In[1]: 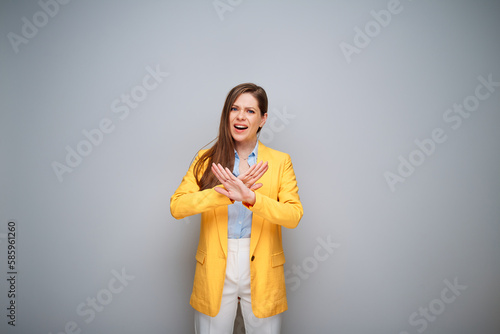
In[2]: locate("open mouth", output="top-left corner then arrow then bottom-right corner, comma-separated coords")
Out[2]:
234,125 -> 248,130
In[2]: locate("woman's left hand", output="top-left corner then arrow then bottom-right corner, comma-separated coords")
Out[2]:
238,160 -> 268,191
211,163 -> 256,205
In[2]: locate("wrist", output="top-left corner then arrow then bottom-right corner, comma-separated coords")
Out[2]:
243,190 -> 256,206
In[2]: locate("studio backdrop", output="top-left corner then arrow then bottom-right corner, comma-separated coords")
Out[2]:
1,0 -> 499,333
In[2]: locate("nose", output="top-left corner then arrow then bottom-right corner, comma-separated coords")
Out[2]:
236,110 -> 246,120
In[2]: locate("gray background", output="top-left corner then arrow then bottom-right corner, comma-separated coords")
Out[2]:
1,0 -> 499,333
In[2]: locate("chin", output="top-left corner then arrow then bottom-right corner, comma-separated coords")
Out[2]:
232,134 -> 250,143
232,136 -> 246,143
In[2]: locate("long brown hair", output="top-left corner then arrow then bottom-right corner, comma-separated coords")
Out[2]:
194,83 -> 268,190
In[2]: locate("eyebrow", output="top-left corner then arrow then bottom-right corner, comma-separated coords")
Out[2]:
232,104 -> 258,110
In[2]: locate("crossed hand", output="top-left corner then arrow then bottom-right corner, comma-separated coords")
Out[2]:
211,161 -> 268,205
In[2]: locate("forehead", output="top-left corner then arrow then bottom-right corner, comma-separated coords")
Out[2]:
233,93 -> 259,109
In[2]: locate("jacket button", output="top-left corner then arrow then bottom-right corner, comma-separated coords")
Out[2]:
251,255 -> 255,261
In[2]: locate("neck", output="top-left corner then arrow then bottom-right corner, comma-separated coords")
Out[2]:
234,139 -> 257,158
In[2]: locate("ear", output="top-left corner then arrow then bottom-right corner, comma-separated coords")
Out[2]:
259,112 -> 268,127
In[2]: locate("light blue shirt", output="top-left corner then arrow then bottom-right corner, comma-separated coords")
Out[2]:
227,141 -> 258,239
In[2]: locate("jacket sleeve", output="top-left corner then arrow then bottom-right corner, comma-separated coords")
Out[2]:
243,154 -> 303,229
170,153 -> 234,219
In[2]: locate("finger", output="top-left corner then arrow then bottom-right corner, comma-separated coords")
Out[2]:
215,163 -> 237,185
211,163 -> 223,180
249,160 -> 262,174
250,183 -> 263,191
251,161 -> 267,176
256,161 -> 268,175
246,161 -> 263,179
249,162 -> 268,183
217,164 -> 234,181
239,161 -> 262,184
223,166 -> 239,181
214,186 -> 229,197
253,160 -> 264,171
211,163 -> 227,184
240,162 -> 258,178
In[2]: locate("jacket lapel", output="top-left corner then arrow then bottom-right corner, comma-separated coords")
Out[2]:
250,141 -> 273,256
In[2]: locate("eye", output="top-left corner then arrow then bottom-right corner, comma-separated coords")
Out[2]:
230,107 -> 238,111
247,109 -> 255,114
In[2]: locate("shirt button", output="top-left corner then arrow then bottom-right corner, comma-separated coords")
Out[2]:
251,256 -> 255,261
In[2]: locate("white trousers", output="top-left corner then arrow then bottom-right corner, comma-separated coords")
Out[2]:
194,238 -> 282,334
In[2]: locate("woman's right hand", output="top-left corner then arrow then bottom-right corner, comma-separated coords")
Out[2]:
238,161 -> 268,191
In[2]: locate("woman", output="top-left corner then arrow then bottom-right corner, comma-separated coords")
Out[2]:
170,83 -> 303,333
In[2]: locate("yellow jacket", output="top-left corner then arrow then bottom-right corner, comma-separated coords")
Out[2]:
170,141 -> 303,318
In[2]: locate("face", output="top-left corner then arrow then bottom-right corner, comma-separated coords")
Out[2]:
229,93 -> 267,145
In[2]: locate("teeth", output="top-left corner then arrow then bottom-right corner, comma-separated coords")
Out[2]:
235,125 -> 247,129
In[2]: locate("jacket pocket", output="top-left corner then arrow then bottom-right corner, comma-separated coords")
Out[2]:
195,249 -> 206,265
271,251 -> 286,267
